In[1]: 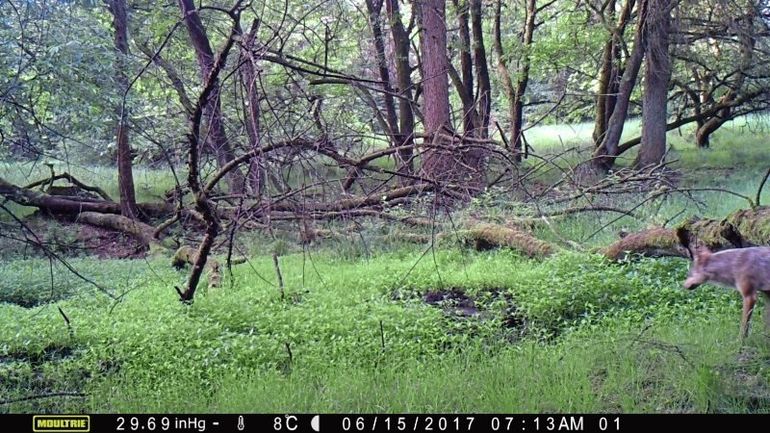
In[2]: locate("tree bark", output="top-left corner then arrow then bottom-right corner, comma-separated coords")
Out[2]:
451,0 -> 476,133
417,0 -> 451,135
78,211 -> 159,248
365,0 -> 399,137
603,207 -> 770,261
634,0 -> 671,168
0,176 -> 173,217
417,0 -> 454,184
385,0 -> 416,177
108,0 -> 139,220
493,0 -> 517,158
593,0 -> 648,171
593,0 -> 635,144
418,0 -> 484,196
470,0 -> 491,138
238,19 -> 265,196
511,0 -> 537,160
178,0 -> 245,194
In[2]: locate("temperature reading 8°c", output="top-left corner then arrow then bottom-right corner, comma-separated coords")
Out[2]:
273,415 -> 299,431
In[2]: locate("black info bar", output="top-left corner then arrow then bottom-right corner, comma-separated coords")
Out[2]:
1,413 -> 766,433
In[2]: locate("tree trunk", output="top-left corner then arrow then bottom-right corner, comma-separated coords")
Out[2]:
385,0 -> 416,177
493,0 -> 517,158
603,207 -> 770,261
593,0 -> 648,171
592,0 -> 635,144
594,37 -> 615,145
417,0 -> 451,176
451,0 -> 476,133
470,0 -> 491,138
418,0 -> 484,195
109,0 -> 139,220
634,0 -> 671,168
510,0 -> 537,161
695,114 -> 723,148
178,0 -> 245,194
365,0 -> 399,137
417,0 -> 451,135
238,19 -> 265,196
0,176 -> 175,217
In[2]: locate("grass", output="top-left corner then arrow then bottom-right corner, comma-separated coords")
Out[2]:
2,116 -> 770,413
1,248 -> 768,413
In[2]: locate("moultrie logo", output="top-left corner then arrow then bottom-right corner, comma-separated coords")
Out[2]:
32,415 -> 90,433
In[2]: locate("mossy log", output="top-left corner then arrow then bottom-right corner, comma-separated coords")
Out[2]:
603,206 -> 770,260
78,212 -> 161,248
456,222 -> 556,258
603,227 -> 687,260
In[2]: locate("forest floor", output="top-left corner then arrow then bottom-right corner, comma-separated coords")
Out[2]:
2,119 -> 770,412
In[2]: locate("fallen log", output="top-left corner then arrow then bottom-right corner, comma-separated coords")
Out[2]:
1,176 -> 174,217
602,206 -> 770,260
603,227 -> 688,260
456,222 -> 556,258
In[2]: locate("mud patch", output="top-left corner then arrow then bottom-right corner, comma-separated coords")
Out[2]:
423,288 -> 480,317
391,287 -> 525,332
0,344 -> 90,412
2,216 -> 147,260
76,224 -> 148,259
0,343 -> 75,366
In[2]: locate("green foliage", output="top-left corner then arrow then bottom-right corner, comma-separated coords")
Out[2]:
2,246 -> 768,413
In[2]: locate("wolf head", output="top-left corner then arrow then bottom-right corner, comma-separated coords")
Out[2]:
684,246 -> 712,290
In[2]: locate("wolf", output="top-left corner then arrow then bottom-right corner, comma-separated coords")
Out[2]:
684,245 -> 770,340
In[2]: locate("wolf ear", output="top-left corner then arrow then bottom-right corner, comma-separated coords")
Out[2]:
694,245 -> 712,262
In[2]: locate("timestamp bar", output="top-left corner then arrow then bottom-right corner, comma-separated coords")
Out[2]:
1,413 -> 767,433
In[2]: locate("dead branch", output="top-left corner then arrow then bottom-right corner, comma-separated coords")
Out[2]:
178,2 -> 243,302
25,172 -> 113,201
1,176 -> 174,217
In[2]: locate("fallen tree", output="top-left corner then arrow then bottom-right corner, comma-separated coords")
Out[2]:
602,206 -> 770,260
77,212 -> 160,248
0,176 -> 174,217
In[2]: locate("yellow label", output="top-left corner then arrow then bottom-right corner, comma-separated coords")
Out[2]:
33,415 -> 90,433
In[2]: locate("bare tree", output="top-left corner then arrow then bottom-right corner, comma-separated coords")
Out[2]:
178,0 -> 245,194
